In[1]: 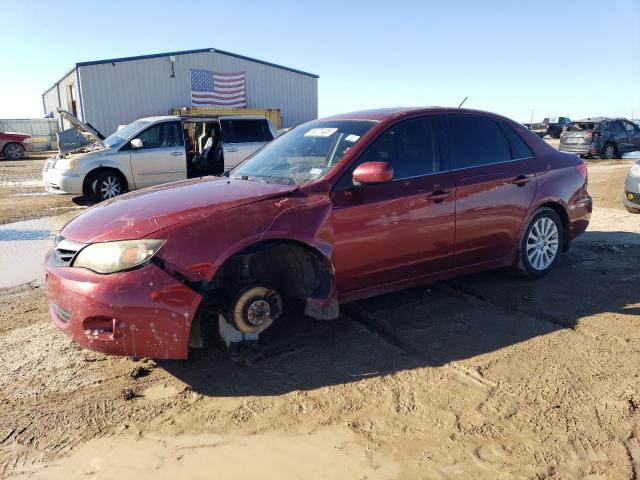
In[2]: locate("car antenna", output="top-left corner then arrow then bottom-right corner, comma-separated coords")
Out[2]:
458,96 -> 468,108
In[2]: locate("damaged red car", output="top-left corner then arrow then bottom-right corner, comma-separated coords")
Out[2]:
45,107 -> 592,359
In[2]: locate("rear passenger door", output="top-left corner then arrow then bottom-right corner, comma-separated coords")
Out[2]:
609,121 -> 630,153
622,121 -> 640,151
220,119 -> 274,171
445,115 -> 537,267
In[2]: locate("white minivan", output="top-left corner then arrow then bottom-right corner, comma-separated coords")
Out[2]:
43,110 -> 277,202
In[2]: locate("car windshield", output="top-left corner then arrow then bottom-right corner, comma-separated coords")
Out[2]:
103,120 -> 151,148
230,120 -> 375,185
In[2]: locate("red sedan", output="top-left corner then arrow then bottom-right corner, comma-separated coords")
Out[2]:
45,107 -> 592,359
0,131 -> 34,159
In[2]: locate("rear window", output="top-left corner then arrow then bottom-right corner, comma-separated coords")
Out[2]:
221,119 -> 273,143
567,122 -> 599,132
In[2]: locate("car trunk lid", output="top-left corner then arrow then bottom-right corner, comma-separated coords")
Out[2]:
561,122 -> 600,145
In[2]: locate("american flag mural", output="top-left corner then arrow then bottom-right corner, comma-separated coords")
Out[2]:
190,69 -> 247,108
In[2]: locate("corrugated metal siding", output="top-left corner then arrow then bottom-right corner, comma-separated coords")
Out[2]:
78,51 -> 317,135
42,69 -> 81,130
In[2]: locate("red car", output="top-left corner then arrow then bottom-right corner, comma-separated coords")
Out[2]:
0,131 -> 34,159
45,107 -> 591,359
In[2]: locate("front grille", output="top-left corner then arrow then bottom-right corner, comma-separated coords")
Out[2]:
49,237 -> 86,267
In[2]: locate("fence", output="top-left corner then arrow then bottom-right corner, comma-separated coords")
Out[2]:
0,118 -> 60,150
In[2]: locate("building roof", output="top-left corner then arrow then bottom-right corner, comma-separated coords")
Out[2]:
43,47 -> 319,96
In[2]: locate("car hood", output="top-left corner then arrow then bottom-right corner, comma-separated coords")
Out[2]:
60,177 -> 298,243
57,108 -> 106,148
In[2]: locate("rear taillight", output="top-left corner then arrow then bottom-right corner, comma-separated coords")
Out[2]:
576,162 -> 588,182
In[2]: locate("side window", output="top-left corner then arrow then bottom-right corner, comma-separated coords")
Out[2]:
336,118 -> 443,189
136,122 -> 183,149
222,120 -> 273,143
498,121 -> 534,159
360,118 -> 442,180
623,121 -> 638,137
610,121 -> 626,137
447,116 -> 511,169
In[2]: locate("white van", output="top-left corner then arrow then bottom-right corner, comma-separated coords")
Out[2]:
43,110 -> 277,202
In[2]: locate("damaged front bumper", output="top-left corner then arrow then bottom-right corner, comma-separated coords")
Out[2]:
45,255 -> 202,359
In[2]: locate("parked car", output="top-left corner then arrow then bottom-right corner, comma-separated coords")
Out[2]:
624,160 -> 640,214
45,107 -> 592,359
42,110 -> 277,202
524,117 -> 571,138
0,131 -> 35,160
559,118 -> 640,159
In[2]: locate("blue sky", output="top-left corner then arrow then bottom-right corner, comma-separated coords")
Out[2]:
0,0 -> 638,122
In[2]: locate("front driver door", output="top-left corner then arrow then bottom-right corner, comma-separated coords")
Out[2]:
129,121 -> 187,189
332,117 -> 455,295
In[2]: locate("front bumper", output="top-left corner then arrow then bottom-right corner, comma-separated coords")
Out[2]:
624,174 -> 640,211
42,166 -> 84,195
45,256 -> 202,359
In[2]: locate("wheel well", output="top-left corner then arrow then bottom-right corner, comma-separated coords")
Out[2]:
82,167 -> 128,195
3,142 -> 23,153
538,202 -> 570,250
205,239 -> 333,313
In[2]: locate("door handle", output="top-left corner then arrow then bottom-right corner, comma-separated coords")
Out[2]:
226,148 -> 238,152
512,174 -> 533,186
426,190 -> 451,203
170,151 -> 183,156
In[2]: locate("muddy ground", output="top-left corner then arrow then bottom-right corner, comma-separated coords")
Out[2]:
0,145 -> 639,479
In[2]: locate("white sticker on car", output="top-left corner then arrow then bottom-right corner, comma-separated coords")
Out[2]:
309,168 -> 323,176
304,128 -> 338,137
345,134 -> 360,142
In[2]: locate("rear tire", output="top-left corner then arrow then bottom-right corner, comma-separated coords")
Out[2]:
516,208 -> 564,278
602,142 -> 617,160
87,170 -> 126,203
3,143 -> 24,160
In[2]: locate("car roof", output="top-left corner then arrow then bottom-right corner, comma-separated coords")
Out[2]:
318,106 -> 511,123
572,117 -> 608,123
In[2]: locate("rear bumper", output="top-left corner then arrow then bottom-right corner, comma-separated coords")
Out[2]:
45,256 -> 202,359
568,192 -> 592,242
559,143 -> 598,155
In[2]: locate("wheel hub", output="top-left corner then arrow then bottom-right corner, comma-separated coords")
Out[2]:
246,299 -> 271,326
526,217 -> 559,271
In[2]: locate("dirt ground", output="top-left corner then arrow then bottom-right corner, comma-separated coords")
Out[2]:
0,145 -> 639,479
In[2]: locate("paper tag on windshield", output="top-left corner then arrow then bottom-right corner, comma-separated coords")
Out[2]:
309,168 -> 323,176
305,128 -> 338,137
345,134 -> 360,142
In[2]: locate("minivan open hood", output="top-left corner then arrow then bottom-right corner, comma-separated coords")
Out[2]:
60,176 -> 299,243
57,108 -> 106,148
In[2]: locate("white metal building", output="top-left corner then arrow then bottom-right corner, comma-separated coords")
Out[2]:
42,48 -> 319,135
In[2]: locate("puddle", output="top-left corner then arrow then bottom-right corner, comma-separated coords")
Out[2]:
0,179 -> 45,188
13,428 -> 398,480
0,212 -> 81,288
11,192 -> 52,197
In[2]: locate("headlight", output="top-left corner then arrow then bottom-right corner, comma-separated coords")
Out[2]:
22,137 -> 32,144
73,239 -> 165,274
55,158 -> 77,171
630,163 -> 640,179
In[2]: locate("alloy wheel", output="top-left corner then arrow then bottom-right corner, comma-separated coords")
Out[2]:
604,144 -> 615,159
526,217 -> 559,271
100,176 -> 121,199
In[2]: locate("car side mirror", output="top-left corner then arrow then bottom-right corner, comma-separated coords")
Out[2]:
130,138 -> 143,150
352,161 -> 394,185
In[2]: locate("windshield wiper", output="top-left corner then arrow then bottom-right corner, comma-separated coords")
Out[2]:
230,174 -> 268,183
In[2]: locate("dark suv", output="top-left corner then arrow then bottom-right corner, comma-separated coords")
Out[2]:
560,118 -> 640,159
